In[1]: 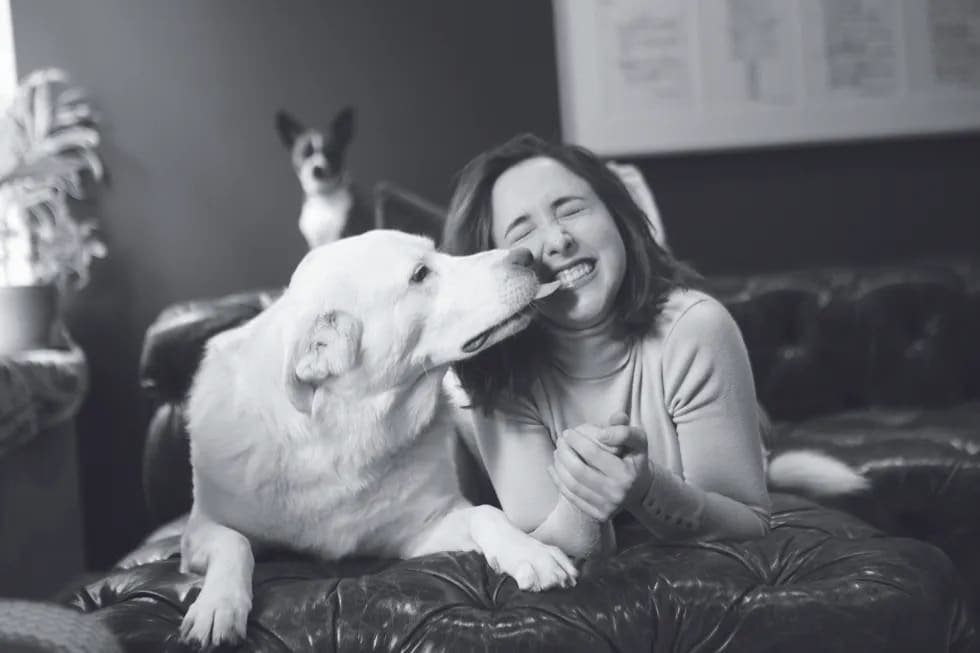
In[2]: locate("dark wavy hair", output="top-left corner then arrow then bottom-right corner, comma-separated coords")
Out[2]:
442,133 -> 699,412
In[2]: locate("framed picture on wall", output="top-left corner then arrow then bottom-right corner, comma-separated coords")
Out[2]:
553,0 -> 980,156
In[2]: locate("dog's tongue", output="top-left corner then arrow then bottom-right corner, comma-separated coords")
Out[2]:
534,280 -> 562,300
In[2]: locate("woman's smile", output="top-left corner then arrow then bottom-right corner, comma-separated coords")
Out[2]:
553,259 -> 597,290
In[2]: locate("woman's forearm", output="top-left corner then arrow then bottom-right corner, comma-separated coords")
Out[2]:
529,495 -> 615,558
628,461 -> 770,542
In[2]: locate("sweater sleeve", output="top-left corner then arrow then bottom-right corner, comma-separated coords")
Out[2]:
468,390 -> 612,558
628,298 -> 772,541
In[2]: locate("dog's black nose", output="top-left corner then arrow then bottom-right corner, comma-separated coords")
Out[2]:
312,165 -> 326,179
506,247 -> 534,268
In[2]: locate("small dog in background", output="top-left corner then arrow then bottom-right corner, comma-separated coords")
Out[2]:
275,107 -> 374,249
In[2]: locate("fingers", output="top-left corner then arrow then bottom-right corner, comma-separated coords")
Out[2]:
548,465 -> 606,521
573,413 -> 631,450
559,433 -> 633,516
566,424 -> 620,456
547,462 -> 605,519
561,429 -> 621,477
608,411 -> 629,427
555,436 -> 615,493
570,422 -> 604,441
597,424 -> 647,453
622,426 -> 648,452
597,424 -> 632,449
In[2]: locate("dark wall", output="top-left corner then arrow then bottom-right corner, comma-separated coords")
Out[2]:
11,1 -> 979,568
634,134 -> 980,275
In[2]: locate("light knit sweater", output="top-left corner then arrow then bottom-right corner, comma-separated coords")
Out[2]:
467,288 -> 772,555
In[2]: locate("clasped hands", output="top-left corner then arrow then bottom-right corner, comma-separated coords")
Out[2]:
547,412 -> 653,522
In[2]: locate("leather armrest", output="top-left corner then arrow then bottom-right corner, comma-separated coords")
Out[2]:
138,289 -> 281,402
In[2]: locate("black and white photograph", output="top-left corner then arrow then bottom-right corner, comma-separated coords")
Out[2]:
0,2 -> 978,651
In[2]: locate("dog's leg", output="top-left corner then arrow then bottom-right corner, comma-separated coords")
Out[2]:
179,506 -> 254,649
407,504 -> 578,592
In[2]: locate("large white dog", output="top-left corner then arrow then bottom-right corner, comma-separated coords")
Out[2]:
178,230 -> 573,648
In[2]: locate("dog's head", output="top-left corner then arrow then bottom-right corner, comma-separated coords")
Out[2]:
281,230 -> 556,414
275,107 -> 354,196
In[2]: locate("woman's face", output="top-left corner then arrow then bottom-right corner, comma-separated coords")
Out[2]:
490,156 -> 626,330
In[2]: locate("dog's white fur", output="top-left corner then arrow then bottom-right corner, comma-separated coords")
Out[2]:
767,450 -> 870,496
299,183 -> 353,248
178,231 -> 576,648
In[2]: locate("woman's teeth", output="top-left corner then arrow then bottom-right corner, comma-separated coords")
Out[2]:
557,261 -> 594,288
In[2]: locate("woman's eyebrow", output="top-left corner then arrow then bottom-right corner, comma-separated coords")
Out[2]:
552,195 -> 585,211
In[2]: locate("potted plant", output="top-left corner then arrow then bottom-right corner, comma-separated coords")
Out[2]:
0,68 -> 106,354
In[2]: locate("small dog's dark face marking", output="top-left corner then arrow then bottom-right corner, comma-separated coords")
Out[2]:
275,107 -> 356,195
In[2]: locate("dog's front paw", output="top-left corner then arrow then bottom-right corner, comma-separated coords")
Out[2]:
496,540 -> 578,592
179,586 -> 251,650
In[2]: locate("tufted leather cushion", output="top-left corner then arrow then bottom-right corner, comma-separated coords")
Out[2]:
773,402 -> 980,618
705,260 -> 980,421
69,494 -> 976,653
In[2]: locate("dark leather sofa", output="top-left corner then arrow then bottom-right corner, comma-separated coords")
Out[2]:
704,258 -> 980,620
65,259 -> 980,652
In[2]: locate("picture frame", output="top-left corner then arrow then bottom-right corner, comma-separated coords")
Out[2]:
553,0 -> 980,156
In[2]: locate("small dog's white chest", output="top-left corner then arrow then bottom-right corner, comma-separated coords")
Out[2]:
299,189 -> 353,248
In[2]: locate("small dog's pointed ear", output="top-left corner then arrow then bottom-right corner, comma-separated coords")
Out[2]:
331,106 -> 355,150
284,310 -> 362,414
275,110 -> 305,149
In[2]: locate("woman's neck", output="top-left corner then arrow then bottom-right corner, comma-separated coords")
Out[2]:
540,312 -> 631,380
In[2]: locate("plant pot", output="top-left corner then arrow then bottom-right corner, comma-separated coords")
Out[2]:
0,284 -> 58,354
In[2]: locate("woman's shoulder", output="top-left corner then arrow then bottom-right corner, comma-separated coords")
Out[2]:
655,288 -> 736,345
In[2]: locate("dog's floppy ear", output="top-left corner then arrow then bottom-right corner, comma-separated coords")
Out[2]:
285,310 -> 362,414
331,106 -> 355,151
275,110 -> 305,149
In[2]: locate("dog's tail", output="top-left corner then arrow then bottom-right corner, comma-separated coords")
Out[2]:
766,449 -> 870,497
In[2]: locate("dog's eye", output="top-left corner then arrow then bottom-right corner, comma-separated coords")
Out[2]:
410,264 -> 431,284
302,143 -> 314,158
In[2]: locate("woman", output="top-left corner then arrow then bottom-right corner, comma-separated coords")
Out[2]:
443,134 -> 771,557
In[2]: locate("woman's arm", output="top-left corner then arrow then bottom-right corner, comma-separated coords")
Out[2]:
627,459 -> 770,541
466,400 -> 611,558
628,298 -> 771,541
547,297 -> 770,541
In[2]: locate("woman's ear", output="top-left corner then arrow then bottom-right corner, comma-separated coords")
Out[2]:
284,310 -> 362,414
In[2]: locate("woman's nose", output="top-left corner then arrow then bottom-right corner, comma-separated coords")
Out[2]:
505,247 -> 534,268
544,223 -> 574,258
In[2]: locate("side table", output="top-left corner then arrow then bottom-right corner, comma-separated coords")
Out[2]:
0,329 -> 88,600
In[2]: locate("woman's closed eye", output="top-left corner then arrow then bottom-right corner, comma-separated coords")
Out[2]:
509,225 -> 534,244
556,201 -> 587,220
503,217 -> 535,245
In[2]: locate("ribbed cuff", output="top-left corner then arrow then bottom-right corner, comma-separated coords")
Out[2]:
633,461 -> 705,534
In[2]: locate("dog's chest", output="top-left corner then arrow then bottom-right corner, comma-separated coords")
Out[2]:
299,189 -> 353,246
229,428 -> 459,559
